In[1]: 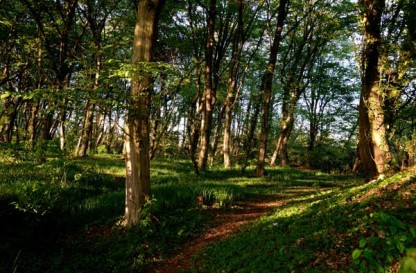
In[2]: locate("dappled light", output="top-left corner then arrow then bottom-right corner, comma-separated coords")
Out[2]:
1,0 -> 415,272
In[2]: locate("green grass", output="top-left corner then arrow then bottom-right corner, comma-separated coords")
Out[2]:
1,153 -> 415,273
196,169 -> 416,273
0,155 -> 254,273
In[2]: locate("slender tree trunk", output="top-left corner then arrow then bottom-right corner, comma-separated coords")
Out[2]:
223,0 -> 244,169
242,94 -> 260,172
187,65 -> 203,175
270,105 -> 295,167
124,0 -> 164,227
29,44 -> 43,148
198,0 -> 216,172
0,98 -> 18,143
223,101 -> 233,168
28,100 -> 40,146
358,0 -> 390,179
77,100 -> 95,156
59,100 -> 67,151
150,104 -> 161,160
95,112 -> 106,149
256,0 -> 289,177
77,48 -> 102,156
210,106 -> 225,166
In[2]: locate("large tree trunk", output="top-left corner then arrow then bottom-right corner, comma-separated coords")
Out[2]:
124,0 -> 164,227
358,0 -> 390,179
198,0 -> 216,171
255,0 -> 289,177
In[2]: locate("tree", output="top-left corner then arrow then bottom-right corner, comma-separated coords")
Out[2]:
357,0 -> 390,179
269,0 -> 355,167
76,0 -> 120,157
124,0 -> 165,227
255,0 -> 289,177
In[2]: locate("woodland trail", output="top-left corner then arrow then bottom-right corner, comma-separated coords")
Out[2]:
152,195 -> 289,273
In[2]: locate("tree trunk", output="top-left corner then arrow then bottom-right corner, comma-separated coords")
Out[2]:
223,0 -> 244,169
223,102 -> 233,168
358,0 -> 390,179
28,100 -> 40,146
241,94 -> 260,173
255,0 -> 289,177
59,101 -> 67,151
270,105 -> 295,167
77,53 -> 101,157
77,100 -> 95,156
0,98 -> 18,143
124,0 -> 164,227
198,0 -> 216,172
210,106 -> 225,166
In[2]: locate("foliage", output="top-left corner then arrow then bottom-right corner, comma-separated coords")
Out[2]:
351,212 -> 416,272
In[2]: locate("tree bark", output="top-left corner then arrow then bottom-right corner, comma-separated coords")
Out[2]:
198,0 -> 216,171
77,100 -> 95,156
358,0 -> 390,179
124,0 -> 164,227
255,0 -> 289,177
210,105 -> 225,166
270,86 -> 296,167
223,0 -> 244,169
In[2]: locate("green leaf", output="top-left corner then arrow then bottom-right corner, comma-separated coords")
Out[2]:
387,255 -> 393,263
400,235 -> 408,242
397,241 -> 406,254
352,249 -> 362,260
359,237 -> 367,248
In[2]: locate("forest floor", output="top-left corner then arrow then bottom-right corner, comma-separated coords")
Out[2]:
153,195 -> 287,273
2,154 -> 416,273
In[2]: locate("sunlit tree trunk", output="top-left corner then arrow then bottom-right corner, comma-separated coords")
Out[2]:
186,63 -> 203,175
198,0 -> 216,171
223,0 -> 244,169
358,0 -> 390,179
210,106 -> 225,166
256,0 -> 289,177
124,0 -> 164,227
270,86 -> 297,167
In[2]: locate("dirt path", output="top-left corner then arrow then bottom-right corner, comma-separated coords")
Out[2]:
152,196 -> 287,273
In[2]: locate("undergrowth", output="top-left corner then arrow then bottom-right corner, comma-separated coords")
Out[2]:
196,169 -> 416,273
2,151 -> 415,273
0,155 -> 253,272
